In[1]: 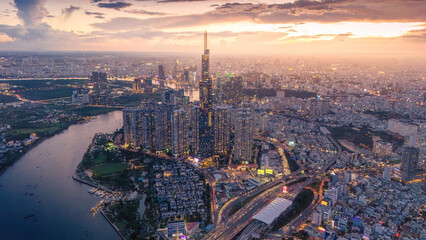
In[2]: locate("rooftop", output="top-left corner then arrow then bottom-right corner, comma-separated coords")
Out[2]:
253,197 -> 293,225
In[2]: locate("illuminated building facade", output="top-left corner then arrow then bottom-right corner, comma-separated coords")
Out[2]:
222,76 -> 243,105
234,110 -> 254,163
190,106 -> 200,155
133,78 -> 142,93
123,107 -> 144,148
123,103 -> 172,151
171,109 -> 189,157
214,105 -> 231,155
198,30 -> 214,159
167,220 -> 186,239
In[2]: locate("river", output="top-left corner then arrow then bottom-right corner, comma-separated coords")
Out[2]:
0,111 -> 123,240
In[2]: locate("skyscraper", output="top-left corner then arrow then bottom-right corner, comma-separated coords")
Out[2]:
214,105 -> 231,155
123,103 -> 172,151
190,106 -> 200,155
400,146 -> 420,182
233,110 -> 254,163
123,107 -> 144,148
171,109 -> 189,157
198,30 -> 214,159
158,64 -> 165,80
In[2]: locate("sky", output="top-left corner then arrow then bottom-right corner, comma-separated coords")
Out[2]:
0,0 -> 425,56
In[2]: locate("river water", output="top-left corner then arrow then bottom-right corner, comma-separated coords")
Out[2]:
0,111 -> 123,240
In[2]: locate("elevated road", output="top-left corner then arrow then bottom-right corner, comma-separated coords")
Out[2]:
203,134 -> 341,240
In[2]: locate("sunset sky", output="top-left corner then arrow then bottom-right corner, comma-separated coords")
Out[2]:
0,0 -> 425,55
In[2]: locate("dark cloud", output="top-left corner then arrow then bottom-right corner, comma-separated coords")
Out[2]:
62,5 -> 80,20
212,0 -> 426,23
125,9 -> 168,16
13,0 -> 48,26
156,0 -> 207,3
97,0 -> 425,32
98,2 -> 132,10
85,11 -> 105,19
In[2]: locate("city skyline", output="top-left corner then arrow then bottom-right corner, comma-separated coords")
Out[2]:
0,0 -> 425,55
0,1 -> 425,240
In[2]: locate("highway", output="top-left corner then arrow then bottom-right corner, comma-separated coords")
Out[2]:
204,134 -> 342,240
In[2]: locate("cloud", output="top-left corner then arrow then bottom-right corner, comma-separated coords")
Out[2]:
124,9 -> 168,16
90,28 -> 251,41
0,23 -> 73,41
62,5 -> 80,20
402,25 -> 426,40
85,11 -> 105,19
98,1 -> 132,10
13,0 -> 49,26
92,0 -> 426,33
156,0 -> 206,2
212,0 -> 426,23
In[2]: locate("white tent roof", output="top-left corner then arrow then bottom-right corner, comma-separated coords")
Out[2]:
253,197 -> 293,225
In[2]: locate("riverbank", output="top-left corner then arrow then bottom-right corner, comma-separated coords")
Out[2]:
0,109 -> 117,177
0,110 -> 124,240
72,174 -> 128,240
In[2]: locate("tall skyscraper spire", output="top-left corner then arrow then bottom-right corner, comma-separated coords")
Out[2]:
204,30 -> 207,52
199,30 -> 213,160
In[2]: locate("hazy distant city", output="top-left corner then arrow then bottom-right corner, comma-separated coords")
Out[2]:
0,0 -> 425,240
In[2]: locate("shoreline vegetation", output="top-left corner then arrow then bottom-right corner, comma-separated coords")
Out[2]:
0,107 -> 117,176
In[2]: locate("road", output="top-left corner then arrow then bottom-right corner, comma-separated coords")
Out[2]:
204,183 -> 303,240
206,134 -> 342,240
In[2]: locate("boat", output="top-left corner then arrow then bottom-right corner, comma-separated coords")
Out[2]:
88,188 -> 97,194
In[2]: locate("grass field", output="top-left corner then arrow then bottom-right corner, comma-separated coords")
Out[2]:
72,106 -> 115,116
0,94 -> 20,103
2,79 -> 87,89
89,162 -> 129,176
93,152 -> 108,165
20,87 -> 73,100
5,122 -> 70,140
